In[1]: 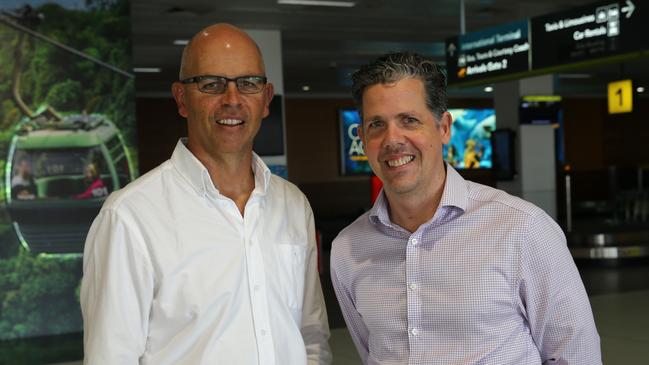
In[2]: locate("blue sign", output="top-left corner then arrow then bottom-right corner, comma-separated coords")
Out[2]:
339,109 -> 372,175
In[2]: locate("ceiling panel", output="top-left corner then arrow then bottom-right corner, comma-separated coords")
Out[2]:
130,0 -> 645,98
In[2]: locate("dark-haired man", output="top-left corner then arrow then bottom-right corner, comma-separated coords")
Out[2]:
331,52 -> 600,364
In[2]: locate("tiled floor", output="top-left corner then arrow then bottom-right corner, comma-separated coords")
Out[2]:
52,260 -> 649,365
329,328 -> 362,364
327,292 -> 649,365
591,290 -> 649,365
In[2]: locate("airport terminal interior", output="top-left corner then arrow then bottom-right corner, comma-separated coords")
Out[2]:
0,0 -> 648,364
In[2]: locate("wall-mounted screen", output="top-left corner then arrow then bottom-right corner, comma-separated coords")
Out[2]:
492,128 -> 516,180
444,108 -> 496,169
339,109 -> 372,175
253,96 -> 285,156
518,95 -> 564,164
519,95 -> 562,125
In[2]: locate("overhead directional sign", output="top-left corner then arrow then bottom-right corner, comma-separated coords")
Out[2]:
531,0 -> 647,70
446,20 -> 530,84
445,0 -> 648,86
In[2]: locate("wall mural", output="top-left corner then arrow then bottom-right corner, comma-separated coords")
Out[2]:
0,0 -> 135,361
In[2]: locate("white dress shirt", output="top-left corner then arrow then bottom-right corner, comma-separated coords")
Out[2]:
81,140 -> 331,365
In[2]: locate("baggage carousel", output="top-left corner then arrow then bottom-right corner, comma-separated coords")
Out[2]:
568,229 -> 649,259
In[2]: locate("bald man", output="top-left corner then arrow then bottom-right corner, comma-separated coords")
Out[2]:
80,24 -> 331,365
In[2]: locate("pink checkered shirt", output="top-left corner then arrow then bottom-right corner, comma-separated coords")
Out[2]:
331,165 -> 601,365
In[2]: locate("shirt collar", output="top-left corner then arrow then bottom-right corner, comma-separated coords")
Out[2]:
440,163 -> 469,212
369,163 -> 468,227
171,138 -> 271,197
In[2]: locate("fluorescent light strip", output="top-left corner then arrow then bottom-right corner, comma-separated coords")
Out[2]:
133,67 -> 161,73
278,0 -> 356,7
558,73 -> 591,79
173,39 -> 189,46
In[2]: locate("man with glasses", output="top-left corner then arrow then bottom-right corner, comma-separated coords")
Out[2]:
81,23 -> 331,364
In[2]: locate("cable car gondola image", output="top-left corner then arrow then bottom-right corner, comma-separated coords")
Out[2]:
5,111 -> 135,253
1,8 -> 136,254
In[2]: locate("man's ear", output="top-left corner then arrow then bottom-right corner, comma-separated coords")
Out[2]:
262,83 -> 275,119
439,111 -> 452,144
171,82 -> 188,118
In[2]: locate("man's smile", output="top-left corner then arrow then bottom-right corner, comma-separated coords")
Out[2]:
385,155 -> 414,168
216,118 -> 244,126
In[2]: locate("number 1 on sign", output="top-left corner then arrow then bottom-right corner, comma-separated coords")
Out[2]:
608,79 -> 632,114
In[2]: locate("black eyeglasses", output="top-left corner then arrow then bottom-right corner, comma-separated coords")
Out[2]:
180,75 -> 267,94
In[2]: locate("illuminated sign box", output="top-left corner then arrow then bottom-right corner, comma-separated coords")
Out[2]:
445,1 -> 648,85
608,79 -> 633,114
339,109 -> 372,176
530,0 -> 648,70
446,20 -> 530,85
444,108 -> 496,169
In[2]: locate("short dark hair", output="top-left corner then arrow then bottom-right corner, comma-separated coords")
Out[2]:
351,52 -> 447,124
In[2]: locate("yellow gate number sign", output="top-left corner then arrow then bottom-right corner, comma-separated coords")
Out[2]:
608,79 -> 633,114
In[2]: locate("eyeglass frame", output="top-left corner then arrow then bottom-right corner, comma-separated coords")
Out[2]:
179,75 -> 268,94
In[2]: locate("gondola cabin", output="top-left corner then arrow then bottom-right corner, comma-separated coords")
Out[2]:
4,113 -> 135,253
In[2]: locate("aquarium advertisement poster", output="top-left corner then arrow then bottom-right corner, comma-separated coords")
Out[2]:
339,109 -> 372,176
0,0 -> 136,362
444,108 -> 495,169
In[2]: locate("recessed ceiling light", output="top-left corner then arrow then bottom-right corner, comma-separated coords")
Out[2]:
277,0 -> 356,7
637,86 -> 645,93
302,85 -> 311,91
133,67 -> 161,73
484,86 -> 493,92
173,39 -> 189,46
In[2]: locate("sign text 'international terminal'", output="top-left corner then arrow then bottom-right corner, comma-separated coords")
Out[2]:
445,0 -> 647,85
446,20 -> 530,84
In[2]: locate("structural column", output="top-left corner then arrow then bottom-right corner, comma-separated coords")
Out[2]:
494,74 -> 558,219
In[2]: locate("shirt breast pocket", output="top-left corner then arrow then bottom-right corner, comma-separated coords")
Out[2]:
274,243 -> 307,312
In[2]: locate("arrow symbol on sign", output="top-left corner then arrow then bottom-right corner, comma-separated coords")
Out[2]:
448,43 -> 456,57
621,0 -> 635,18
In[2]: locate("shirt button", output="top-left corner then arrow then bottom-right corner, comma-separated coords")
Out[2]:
410,328 -> 419,336
260,329 -> 267,336
410,238 -> 419,246
254,284 -> 260,291
408,283 -> 417,290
